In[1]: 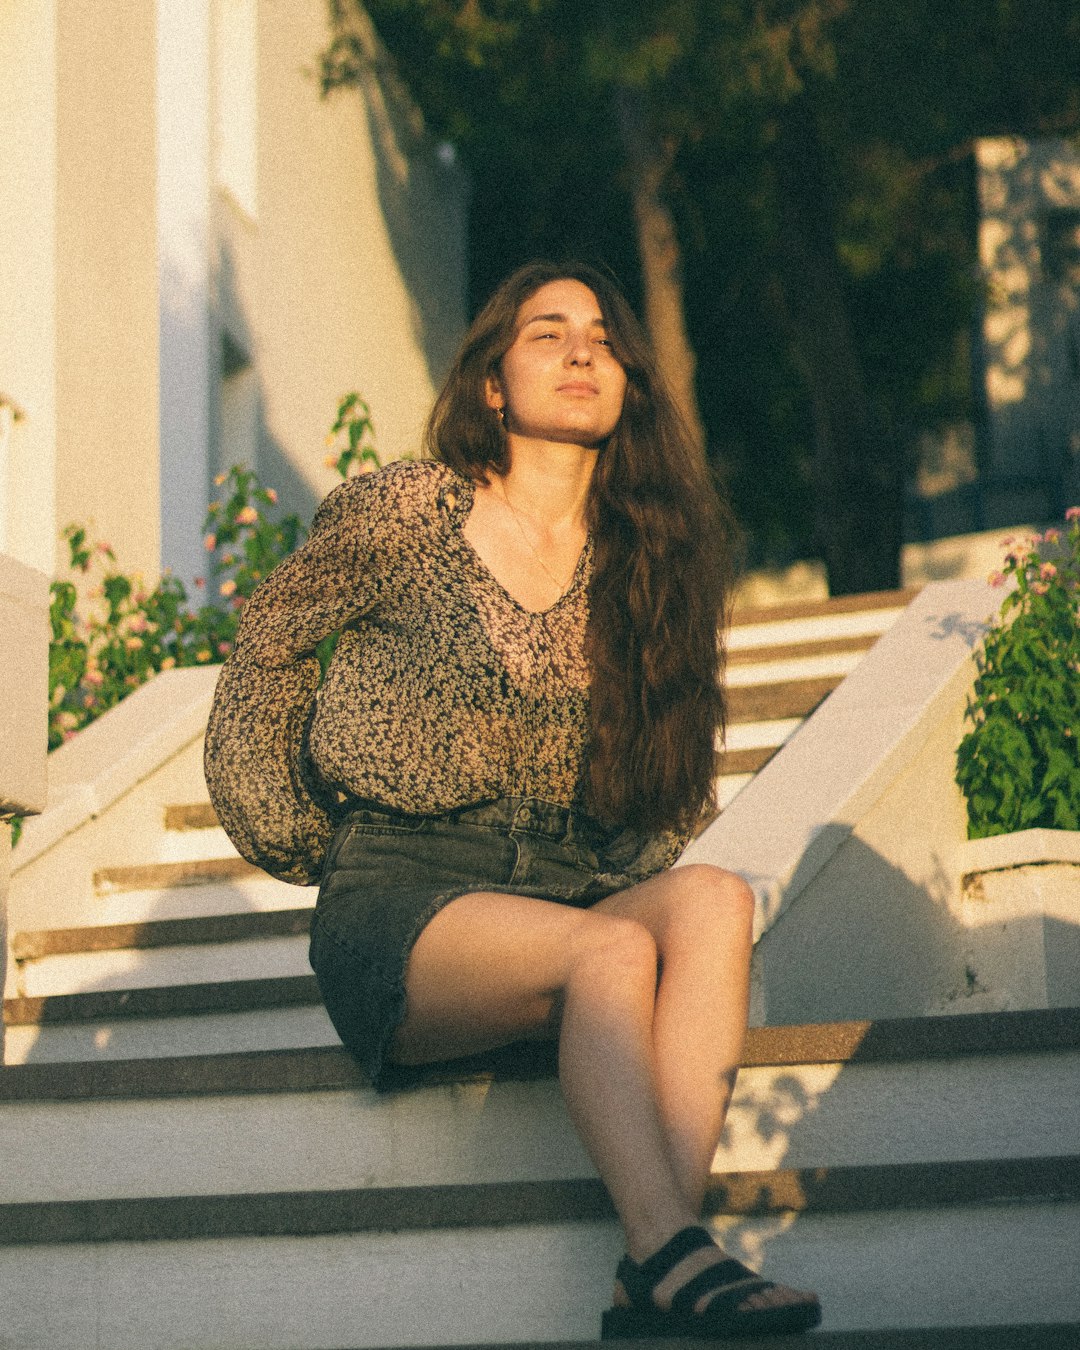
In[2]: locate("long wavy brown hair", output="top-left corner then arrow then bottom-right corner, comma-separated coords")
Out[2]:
427,261 -> 736,834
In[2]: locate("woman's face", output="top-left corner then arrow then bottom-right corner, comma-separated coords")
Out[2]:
486,279 -> 628,450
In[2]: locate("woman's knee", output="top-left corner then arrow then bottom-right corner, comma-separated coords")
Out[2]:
660,864 -> 756,941
568,910 -> 658,986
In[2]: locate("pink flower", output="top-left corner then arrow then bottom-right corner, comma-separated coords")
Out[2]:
83,669 -> 105,688
1066,506 -> 1080,522
1032,581 -> 1050,595
1043,529 -> 1060,544
204,534 -> 217,552
988,570 -> 1005,588
235,506 -> 258,526
193,576 -> 205,589
324,453 -> 339,469
97,541 -> 113,555
231,595 -> 245,610
265,488 -> 278,504
128,613 -> 149,633
125,636 -> 144,651
219,579 -> 237,597
217,641 -> 232,655
1040,562 -> 1058,581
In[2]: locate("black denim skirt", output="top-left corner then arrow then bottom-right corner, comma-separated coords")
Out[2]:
308,796 -> 671,1088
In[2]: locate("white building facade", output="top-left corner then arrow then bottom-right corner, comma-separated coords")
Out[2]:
1,0 -> 467,590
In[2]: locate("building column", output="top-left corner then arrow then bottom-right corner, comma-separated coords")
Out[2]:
157,0 -> 214,592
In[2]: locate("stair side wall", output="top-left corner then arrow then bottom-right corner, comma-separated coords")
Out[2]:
6,738 -> 209,957
752,677 -> 1080,1024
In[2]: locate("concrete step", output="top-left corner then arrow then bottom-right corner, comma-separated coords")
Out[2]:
725,648 -> 868,685
727,630 -> 886,666
2,1004 -> 340,1064
4,972 -> 323,1029
0,1188 -> 1076,1345
75,869 -> 315,927
2,1011 -> 1077,1200
11,933 -> 312,998
2,1155 -> 1077,1240
727,674 -> 844,723
729,587 -> 917,640
12,907 -> 316,960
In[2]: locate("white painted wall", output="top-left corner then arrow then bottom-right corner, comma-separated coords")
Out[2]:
0,551 -> 49,1062
0,1 -> 58,574
157,0 -> 214,594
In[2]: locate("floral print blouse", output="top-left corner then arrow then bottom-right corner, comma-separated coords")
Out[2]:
204,459 -> 687,884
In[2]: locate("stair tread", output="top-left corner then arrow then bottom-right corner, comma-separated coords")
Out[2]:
3,1007 -> 1078,1101
727,632 -> 882,665
93,855 -> 262,894
312,1331 -> 1080,1350
731,587 -> 920,627
3,973 -> 323,1028
12,907 -> 315,960
727,675 -> 842,722
1,1155 -> 1076,1246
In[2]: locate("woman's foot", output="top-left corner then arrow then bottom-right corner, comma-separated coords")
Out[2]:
604,1225 -> 821,1339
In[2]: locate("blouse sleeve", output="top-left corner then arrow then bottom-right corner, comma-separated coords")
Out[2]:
203,473 -> 389,885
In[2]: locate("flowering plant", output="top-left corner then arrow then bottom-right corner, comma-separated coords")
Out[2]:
46,393 -> 381,754
8,394 -> 384,846
955,507 -> 1080,837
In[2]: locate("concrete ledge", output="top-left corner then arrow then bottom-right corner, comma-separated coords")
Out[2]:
13,665 -> 221,869
0,1155 -> 1075,1246
958,829 -> 1080,873
684,580 -> 997,939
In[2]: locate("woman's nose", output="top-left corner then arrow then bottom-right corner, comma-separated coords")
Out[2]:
566,331 -> 593,364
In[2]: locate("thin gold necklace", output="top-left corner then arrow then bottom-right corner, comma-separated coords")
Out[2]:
500,476 -> 579,597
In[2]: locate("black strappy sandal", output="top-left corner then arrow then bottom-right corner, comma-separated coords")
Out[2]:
600,1225 -> 822,1340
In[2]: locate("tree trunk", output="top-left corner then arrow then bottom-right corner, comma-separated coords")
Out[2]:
615,90 -> 707,456
772,99 -> 904,595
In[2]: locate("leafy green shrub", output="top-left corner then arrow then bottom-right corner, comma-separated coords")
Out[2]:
11,394 -> 384,847
955,507 -> 1080,837
46,393 -> 381,753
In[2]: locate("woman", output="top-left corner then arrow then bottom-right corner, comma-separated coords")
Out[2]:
205,261 -> 821,1339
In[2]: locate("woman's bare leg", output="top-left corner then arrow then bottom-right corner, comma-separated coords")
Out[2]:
390,875 -> 814,1316
391,889 -> 694,1252
592,862 -> 755,1213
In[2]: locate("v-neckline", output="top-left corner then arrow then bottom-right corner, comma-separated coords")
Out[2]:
446,473 -> 591,616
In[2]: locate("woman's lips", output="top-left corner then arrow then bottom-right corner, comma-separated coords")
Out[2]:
557,381 -> 600,396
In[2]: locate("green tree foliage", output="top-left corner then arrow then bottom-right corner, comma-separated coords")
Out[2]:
325,1 -> 1080,591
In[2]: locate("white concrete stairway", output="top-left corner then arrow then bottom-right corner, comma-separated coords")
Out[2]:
3,588 -> 1079,1347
